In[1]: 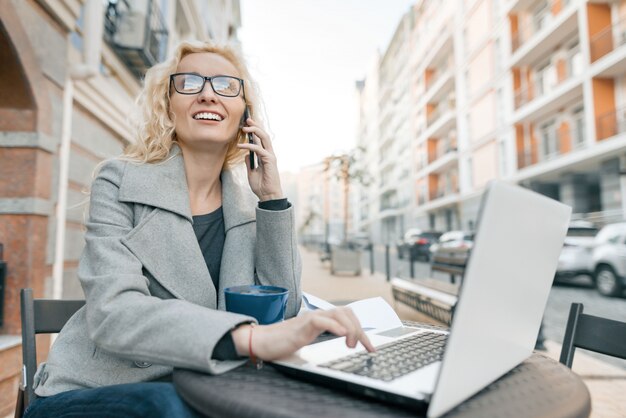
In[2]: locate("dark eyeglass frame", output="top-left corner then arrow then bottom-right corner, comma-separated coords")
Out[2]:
169,73 -> 246,98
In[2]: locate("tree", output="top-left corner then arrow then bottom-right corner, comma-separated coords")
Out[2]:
324,147 -> 371,244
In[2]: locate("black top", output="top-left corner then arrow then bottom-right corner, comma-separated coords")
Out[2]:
194,198 -> 290,361
192,207 -> 225,291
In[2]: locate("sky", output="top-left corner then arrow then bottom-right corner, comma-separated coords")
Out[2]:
239,0 -> 415,173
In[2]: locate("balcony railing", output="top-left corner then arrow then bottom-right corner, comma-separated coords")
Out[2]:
596,106 -> 626,140
426,95 -> 455,126
436,136 -> 457,158
416,155 -> 427,172
429,184 -> 458,201
589,16 -> 626,62
513,46 -> 580,109
380,202 -> 400,211
511,0 -> 570,52
427,137 -> 458,164
380,189 -> 399,211
424,57 -> 453,91
517,120 -> 585,168
104,0 -> 169,79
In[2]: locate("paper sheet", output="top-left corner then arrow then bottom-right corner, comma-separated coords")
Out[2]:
346,297 -> 403,330
302,292 -> 336,311
301,292 -> 402,331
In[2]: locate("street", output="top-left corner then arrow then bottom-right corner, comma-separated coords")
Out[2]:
360,245 -> 626,370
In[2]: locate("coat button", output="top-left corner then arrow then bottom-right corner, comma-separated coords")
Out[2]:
134,360 -> 152,368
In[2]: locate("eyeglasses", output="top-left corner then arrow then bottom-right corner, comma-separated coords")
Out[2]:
169,73 -> 244,97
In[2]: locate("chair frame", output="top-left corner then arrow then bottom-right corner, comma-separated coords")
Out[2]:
559,302 -> 626,368
16,288 -> 85,416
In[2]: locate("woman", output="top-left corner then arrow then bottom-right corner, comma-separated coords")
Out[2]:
25,41 -> 374,417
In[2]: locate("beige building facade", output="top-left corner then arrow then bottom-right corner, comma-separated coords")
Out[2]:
0,0 -> 240,413
296,159 -> 356,247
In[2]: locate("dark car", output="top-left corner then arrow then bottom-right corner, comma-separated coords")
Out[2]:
397,229 -> 442,261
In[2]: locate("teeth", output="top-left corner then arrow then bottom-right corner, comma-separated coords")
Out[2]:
194,112 -> 222,121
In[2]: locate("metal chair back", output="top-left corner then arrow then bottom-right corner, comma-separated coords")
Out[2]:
17,288 -> 85,415
559,302 -> 626,368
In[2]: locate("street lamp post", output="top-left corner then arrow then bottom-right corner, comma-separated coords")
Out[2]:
620,157 -> 626,221
323,154 -> 350,245
323,157 -> 331,256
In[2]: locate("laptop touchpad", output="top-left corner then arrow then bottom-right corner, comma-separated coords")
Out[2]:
376,326 -> 421,338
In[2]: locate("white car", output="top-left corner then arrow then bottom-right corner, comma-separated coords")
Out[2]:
592,222 -> 626,297
555,222 -> 598,282
429,230 -> 474,256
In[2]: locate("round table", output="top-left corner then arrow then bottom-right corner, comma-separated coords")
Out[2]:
173,353 -> 591,418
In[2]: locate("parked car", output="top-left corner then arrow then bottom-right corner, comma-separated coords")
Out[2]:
555,221 -> 599,282
429,230 -> 474,256
591,222 -> 626,297
346,233 -> 371,251
397,229 -> 442,261
429,230 -> 474,266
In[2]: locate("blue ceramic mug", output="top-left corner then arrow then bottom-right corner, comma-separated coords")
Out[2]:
224,285 -> 289,325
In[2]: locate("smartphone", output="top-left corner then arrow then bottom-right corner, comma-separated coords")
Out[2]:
244,106 -> 255,169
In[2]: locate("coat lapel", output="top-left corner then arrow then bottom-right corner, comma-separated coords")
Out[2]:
118,147 -> 193,222
117,145 -> 257,308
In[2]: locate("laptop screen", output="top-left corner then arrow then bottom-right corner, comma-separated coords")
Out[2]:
427,181 -> 571,418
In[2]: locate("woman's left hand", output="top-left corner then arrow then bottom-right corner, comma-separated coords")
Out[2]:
237,118 -> 284,202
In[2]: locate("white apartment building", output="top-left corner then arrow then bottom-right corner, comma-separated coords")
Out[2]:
354,55 -> 382,241
371,11 -> 415,244
355,0 -> 626,243
411,0 -> 462,231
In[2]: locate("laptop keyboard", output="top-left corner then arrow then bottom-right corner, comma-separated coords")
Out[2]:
320,331 -> 447,382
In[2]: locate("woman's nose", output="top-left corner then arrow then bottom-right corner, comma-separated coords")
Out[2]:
197,82 -> 218,103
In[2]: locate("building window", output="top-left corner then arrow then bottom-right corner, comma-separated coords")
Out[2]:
567,41 -> 582,77
496,88 -> 505,127
70,6 -> 85,52
495,38 -> 502,72
572,107 -> 585,148
540,120 -> 558,160
499,141 -> 507,177
492,0 -> 501,20
533,1 -> 550,33
536,61 -> 557,97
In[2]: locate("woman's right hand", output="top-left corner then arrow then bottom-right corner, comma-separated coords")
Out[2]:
231,307 -> 376,361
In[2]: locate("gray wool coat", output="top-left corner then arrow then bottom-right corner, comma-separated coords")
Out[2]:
34,146 -> 302,397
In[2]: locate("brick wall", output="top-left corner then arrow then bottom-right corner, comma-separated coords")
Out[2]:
0,1 -> 62,413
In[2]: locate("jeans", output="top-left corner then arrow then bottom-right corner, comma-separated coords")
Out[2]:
23,382 -> 204,418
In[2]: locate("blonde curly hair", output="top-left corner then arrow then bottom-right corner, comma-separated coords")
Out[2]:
123,41 -> 262,168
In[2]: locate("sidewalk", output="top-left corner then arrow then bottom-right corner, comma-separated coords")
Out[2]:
300,245 -> 626,418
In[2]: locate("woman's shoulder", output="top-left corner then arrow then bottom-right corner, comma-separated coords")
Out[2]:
94,157 -> 130,179
90,157 -> 133,190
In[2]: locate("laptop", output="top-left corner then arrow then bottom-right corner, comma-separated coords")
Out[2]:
272,180 -> 571,417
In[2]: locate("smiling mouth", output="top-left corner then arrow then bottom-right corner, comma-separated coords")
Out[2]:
193,112 -> 223,121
